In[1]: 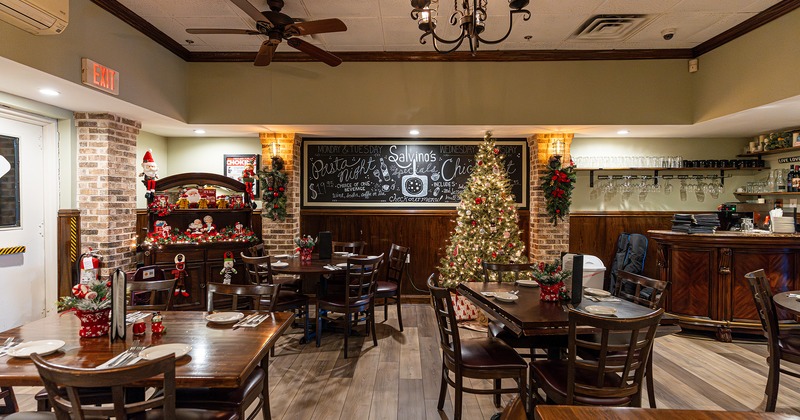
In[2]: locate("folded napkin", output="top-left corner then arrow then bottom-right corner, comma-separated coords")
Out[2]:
323,265 -> 340,271
96,355 -> 142,369
125,312 -> 149,326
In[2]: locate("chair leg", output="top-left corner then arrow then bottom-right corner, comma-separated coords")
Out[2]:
316,308 -> 323,348
344,312 -> 351,359
384,298 -> 389,322
371,307 -> 378,347
518,370 -> 527,415
646,352 -> 656,408
454,375 -> 463,420
765,356 -> 780,412
437,362 -> 448,410
493,378 -> 501,407
396,296 -> 403,332
303,303 -> 310,343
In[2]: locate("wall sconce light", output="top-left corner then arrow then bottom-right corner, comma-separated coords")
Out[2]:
271,141 -> 279,158
270,141 -> 284,171
549,137 -> 565,161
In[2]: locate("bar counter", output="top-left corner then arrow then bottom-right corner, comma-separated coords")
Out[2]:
649,230 -> 800,341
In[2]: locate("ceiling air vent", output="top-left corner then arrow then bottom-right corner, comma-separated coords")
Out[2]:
571,14 -> 651,41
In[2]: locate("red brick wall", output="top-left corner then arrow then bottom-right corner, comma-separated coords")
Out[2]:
75,113 -> 140,276
259,133 -> 301,254
529,133 -> 573,262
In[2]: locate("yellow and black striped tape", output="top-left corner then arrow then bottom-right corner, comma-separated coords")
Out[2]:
0,246 -> 25,255
69,217 -> 78,262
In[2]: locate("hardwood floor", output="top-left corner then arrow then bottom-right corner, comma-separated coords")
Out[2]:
11,303 -> 800,419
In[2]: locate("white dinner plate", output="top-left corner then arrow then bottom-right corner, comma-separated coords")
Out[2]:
271,261 -> 288,268
6,340 -> 65,358
494,293 -> 519,303
480,291 -> 496,297
273,254 -> 290,259
584,305 -> 617,316
366,255 -> 380,259
584,287 -> 611,297
335,262 -> 349,268
139,343 -> 192,360
516,279 -> 539,288
205,312 -> 244,324
334,251 -> 349,256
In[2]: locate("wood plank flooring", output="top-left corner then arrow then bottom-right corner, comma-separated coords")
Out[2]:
11,303 -> 800,419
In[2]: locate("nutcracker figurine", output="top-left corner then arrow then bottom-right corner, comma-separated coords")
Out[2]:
220,251 -> 237,285
172,253 -> 190,298
139,150 -> 158,203
240,161 -> 256,208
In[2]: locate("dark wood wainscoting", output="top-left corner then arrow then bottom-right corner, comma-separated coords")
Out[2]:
568,212 -> 675,285
301,209 -> 530,295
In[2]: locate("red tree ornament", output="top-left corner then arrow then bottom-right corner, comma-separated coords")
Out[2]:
475,197 -> 483,204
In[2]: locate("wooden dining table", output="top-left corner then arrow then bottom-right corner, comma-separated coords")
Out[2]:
456,281 -> 671,337
772,290 -> 800,316
0,310 -> 294,420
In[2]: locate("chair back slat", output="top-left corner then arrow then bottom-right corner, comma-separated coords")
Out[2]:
613,271 -> 669,310
241,254 -> 274,285
482,262 -> 535,284
343,254 -> 383,308
128,278 -> 177,311
247,243 -> 266,257
207,282 -> 280,312
32,353 -> 178,419
566,308 -> 663,404
385,244 -> 410,285
745,269 -> 780,346
427,273 -> 461,365
333,241 -> 366,255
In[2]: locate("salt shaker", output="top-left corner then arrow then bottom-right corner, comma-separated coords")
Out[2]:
132,319 -> 146,336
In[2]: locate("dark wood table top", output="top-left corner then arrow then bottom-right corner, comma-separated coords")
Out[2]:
270,253 -> 376,275
457,282 -> 661,336
773,290 -> 800,316
0,311 -> 294,388
535,405 -> 800,420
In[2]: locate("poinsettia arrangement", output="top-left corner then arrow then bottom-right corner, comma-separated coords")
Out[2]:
540,157 -> 576,225
58,278 -> 111,312
531,259 -> 572,286
294,235 -> 316,249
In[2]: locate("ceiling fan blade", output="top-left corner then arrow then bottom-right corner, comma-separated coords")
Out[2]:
286,18 -> 347,36
254,40 -> 278,66
186,28 -> 260,35
286,38 -> 342,67
230,0 -> 267,23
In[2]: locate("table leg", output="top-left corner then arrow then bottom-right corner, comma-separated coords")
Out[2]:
260,352 -> 271,420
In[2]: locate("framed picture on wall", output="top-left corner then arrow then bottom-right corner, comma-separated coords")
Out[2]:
224,154 -> 260,196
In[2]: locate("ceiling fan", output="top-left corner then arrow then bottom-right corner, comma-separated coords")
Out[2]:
186,0 -> 347,67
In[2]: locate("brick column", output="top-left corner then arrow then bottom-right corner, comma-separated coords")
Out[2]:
75,113 -> 140,276
259,132 -> 301,253
529,133 -> 573,262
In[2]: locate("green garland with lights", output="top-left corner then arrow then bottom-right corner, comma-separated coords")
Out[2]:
540,157 -> 576,226
258,157 -> 288,221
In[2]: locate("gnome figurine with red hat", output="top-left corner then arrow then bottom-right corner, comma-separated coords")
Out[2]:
139,149 -> 159,203
220,252 -> 237,285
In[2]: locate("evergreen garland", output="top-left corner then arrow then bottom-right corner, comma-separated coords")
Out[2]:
540,157 -> 576,226
258,157 -> 288,221
437,132 -> 527,288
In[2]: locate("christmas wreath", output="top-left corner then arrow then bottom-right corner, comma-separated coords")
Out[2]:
258,157 -> 288,221
540,157 -> 576,226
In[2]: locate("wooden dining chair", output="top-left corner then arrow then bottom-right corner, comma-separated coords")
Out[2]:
240,254 -> 311,343
128,278 -> 177,311
245,246 -> 302,293
316,254 -> 383,358
375,243 -> 410,331
427,273 -> 527,420
482,262 -> 568,361
332,241 -> 366,255
529,307 -> 664,410
31,353 -> 238,420
173,282 -> 279,420
745,269 -> 800,412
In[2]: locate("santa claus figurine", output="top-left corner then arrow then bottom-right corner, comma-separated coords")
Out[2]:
139,150 -> 158,203
203,215 -> 216,235
240,161 -> 257,208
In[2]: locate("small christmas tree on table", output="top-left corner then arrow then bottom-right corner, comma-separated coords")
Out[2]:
438,132 -> 527,288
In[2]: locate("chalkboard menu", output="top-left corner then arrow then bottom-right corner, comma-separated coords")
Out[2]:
302,139 -> 528,208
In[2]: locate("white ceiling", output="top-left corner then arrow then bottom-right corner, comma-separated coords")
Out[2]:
118,0 -> 780,53
2,0 -> 798,140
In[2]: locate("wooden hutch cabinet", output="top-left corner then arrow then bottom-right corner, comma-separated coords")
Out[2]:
649,230 -> 800,341
136,173 -> 262,310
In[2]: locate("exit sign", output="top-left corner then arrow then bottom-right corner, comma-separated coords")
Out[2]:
81,58 -> 119,95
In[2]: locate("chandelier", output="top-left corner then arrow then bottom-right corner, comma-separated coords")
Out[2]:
410,0 -> 531,54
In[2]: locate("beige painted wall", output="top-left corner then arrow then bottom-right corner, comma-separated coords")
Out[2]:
165,137 -> 261,175
693,8 -> 800,123
136,132 -> 168,209
0,0 -> 187,121
571,137 -> 753,211
186,60 -> 693,126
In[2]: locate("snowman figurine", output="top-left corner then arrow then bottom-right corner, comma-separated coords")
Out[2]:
220,251 -> 237,285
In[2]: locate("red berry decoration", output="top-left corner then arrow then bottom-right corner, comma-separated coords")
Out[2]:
508,243 -> 515,248
556,209 -> 561,214
274,204 -> 279,208
477,160 -> 483,166
471,220 -> 477,226
273,192 -> 279,197
475,197 -> 482,204
493,148 -> 499,154
278,187 -> 285,192
268,187 -> 273,191
492,252 -> 497,258
449,261 -> 455,267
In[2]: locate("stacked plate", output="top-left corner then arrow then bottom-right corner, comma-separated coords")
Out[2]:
771,217 -> 796,234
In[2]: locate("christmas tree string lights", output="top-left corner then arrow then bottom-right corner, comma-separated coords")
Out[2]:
437,132 -> 527,288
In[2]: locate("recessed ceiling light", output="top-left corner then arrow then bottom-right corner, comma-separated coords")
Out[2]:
39,88 -> 60,96
409,129 -> 420,136
194,129 -> 206,134
617,129 -> 630,135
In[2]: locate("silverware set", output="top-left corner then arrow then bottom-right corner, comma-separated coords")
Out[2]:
105,340 -> 147,368
125,311 -> 149,325
0,338 -> 21,356
232,313 -> 270,330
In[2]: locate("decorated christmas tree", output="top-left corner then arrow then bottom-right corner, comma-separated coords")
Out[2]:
437,133 -> 527,288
